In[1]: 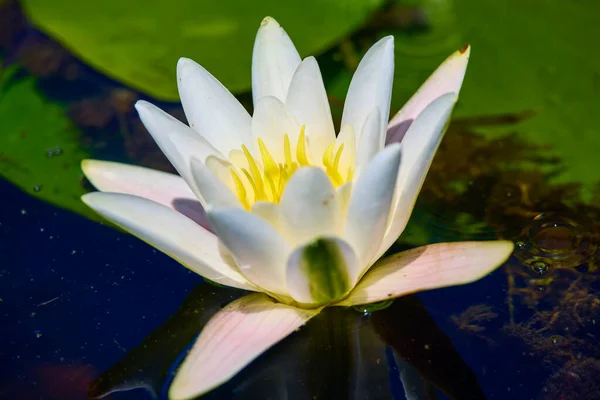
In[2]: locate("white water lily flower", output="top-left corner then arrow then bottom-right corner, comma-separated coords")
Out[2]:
81,17 -> 513,400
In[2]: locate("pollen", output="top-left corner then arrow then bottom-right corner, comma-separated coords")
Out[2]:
230,126 -> 353,209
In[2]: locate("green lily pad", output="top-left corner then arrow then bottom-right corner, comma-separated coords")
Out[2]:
0,64 -> 95,219
21,0 -> 383,101
391,0 -> 600,189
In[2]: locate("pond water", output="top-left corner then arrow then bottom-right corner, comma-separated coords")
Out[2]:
1,0 -> 599,399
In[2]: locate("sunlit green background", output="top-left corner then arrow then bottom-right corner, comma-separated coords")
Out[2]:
1,0 -> 599,221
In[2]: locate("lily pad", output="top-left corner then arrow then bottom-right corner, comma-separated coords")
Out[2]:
391,0 -> 600,188
21,0 -> 383,101
0,63 -> 94,219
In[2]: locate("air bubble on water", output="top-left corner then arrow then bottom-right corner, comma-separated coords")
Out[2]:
515,213 -> 598,269
353,299 -> 394,314
46,147 -> 63,158
531,260 -> 549,275
33,184 -> 43,192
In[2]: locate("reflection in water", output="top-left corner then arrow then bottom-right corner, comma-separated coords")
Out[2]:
88,284 -> 242,398
372,296 -> 486,400
89,284 -> 485,399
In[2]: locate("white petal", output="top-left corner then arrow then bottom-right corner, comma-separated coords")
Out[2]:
251,201 -> 282,229
286,237 -> 360,306
375,93 -> 458,262
336,182 -> 353,232
355,107 -> 382,176
190,158 -> 241,208
334,123 -> 357,175
344,144 -> 402,270
279,167 -> 338,246
251,96 -> 301,162
82,193 -> 255,291
386,45 -> 470,144
177,58 -> 252,154
252,17 -> 302,104
286,56 -> 336,158
205,155 -> 237,193
135,100 -> 225,201
169,293 -> 318,400
341,36 -> 394,144
337,241 -> 514,306
208,208 -> 290,296
81,160 -> 211,230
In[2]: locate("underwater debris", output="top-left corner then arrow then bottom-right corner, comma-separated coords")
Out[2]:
407,110 -> 600,396
451,304 -> 498,340
68,98 -> 114,128
503,273 -> 599,367
538,358 -> 600,400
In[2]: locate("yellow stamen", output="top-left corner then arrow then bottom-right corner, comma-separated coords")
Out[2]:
296,126 -> 310,166
264,174 -> 277,202
322,142 -> 335,167
329,143 -> 345,185
230,169 -> 250,210
242,145 -> 266,200
257,138 -> 278,175
284,134 -> 293,166
227,126 -> 354,208
332,143 -> 344,172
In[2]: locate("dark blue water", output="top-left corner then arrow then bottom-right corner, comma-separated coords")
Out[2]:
1,178 -> 557,399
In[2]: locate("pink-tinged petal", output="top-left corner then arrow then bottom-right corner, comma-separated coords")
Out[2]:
82,192 -> 256,291
386,45 -> 470,144
374,93 -> 457,263
169,293 -> 319,400
82,160 -> 211,231
337,241 -> 513,306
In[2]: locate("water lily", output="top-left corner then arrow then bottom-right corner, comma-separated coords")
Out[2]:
81,16 -> 513,400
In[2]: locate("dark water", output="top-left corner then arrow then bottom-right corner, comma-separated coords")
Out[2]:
1,0 -> 600,399
0,178 -> 550,400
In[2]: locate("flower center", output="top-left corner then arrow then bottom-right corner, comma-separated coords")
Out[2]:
229,126 -> 354,209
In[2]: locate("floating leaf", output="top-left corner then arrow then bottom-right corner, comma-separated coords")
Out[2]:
0,63 -> 94,219
390,0 -> 600,188
22,0 -> 383,100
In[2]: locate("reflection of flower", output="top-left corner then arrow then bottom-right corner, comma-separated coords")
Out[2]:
81,16 -> 513,399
